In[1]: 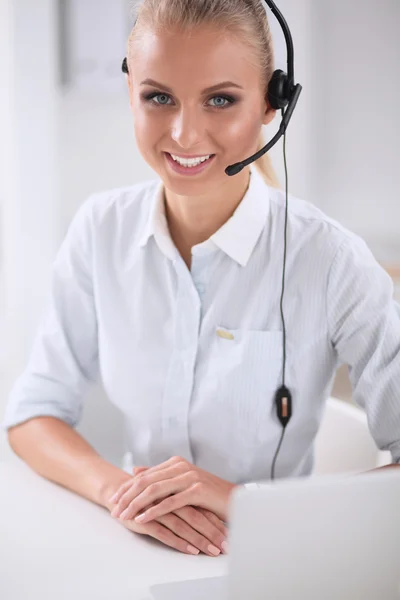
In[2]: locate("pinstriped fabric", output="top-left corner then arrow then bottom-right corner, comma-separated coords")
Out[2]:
327,238 -> 400,456
2,165 -> 400,483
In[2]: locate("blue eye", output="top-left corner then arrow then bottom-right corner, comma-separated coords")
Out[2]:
147,93 -> 171,106
209,96 -> 233,108
143,92 -> 235,109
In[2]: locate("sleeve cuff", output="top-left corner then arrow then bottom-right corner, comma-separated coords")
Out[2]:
1,405 -> 79,432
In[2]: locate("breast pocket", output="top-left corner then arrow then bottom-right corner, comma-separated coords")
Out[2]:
209,326 -> 283,442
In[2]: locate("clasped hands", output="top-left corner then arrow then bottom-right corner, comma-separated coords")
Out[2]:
108,456 -> 237,556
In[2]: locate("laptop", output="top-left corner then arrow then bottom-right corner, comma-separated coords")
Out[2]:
150,470 -> 400,600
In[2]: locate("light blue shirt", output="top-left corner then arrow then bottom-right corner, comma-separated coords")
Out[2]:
3,165 -> 400,482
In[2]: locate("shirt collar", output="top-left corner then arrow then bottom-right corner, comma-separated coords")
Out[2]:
139,163 -> 270,267
138,179 -> 177,260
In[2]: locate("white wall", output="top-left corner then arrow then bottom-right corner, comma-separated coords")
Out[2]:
0,0 -> 62,362
312,0 -> 400,254
0,0 -> 13,364
0,0 -> 62,459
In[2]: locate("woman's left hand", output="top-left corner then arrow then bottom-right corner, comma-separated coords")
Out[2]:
108,456 -> 238,524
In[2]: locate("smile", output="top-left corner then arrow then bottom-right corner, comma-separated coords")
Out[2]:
165,152 -> 216,176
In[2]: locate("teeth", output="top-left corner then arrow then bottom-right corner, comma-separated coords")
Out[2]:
170,154 -> 212,167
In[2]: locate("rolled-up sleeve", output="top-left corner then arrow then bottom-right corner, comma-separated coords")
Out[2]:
327,235 -> 400,464
1,196 -> 99,431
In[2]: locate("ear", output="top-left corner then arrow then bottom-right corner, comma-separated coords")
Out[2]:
263,102 -> 276,127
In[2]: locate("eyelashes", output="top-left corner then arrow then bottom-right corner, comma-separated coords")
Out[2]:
142,91 -> 237,109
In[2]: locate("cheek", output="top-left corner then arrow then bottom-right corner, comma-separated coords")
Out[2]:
228,119 -> 258,139
132,112 -> 161,156
221,113 -> 262,156
212,103 -> 262,140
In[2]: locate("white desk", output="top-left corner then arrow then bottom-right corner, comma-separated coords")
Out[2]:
0,458 -> 227,599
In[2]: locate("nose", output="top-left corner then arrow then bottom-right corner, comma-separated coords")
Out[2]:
170,107 -> 205,150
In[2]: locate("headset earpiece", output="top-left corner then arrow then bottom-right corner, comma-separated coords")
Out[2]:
268,69 -> 290,110
122,58 -> 129,74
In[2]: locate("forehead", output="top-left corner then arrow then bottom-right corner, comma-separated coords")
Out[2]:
131,27 -> 261,88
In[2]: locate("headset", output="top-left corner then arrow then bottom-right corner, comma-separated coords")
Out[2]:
122,0 -> 302,480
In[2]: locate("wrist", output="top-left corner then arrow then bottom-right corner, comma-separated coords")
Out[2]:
90,458 -> 133,509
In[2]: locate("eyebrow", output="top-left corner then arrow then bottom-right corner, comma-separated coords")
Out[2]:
140,78 -> 244,94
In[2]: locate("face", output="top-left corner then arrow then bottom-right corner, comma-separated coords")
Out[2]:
127,26 -> 276,195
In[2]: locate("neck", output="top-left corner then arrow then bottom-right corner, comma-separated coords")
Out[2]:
164,167 -> 251,255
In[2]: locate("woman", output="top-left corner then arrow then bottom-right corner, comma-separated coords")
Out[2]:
3,0 -> 400,558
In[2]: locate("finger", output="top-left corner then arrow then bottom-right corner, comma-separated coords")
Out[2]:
116,472 -> 187,520
113,460 -> 188,507
135,487 -> 196,524
114,469 -> 191,520
139,521 -> 201,556
133,466 -> 148,476
111,469 -> 174,514
135,456 -> 187,479
158,513 -> 220,557
108,477 -> 134,505
196,507 -> 229,538
110,464 -> 172,505
110,469 -> 157,503
174,507 -> 226,554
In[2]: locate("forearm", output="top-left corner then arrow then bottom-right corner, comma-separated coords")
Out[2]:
7,416 -> 132,509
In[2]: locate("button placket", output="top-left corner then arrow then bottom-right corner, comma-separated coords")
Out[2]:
160,258 -> 200,462
191,253 -> 211,298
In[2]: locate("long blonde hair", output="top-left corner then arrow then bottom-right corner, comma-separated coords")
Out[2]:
128,0 -> 281,188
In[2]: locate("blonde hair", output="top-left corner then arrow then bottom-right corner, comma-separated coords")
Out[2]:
128,0 -> 281,189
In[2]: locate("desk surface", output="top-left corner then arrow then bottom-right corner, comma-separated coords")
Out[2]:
0,458 -> 227,600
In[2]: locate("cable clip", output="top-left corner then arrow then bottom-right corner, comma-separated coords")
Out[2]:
275,385 -> 292,427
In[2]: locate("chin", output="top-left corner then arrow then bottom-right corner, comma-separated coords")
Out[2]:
163,177 -> 216,195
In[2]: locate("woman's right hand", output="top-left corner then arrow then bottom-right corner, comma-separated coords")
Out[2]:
107,467 -> 228,556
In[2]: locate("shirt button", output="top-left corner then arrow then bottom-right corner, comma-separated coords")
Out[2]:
216,328 -> 235,340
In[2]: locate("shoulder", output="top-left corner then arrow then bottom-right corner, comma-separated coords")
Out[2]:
84,178 -> 159,226
267,188 -> 392,296
267,186 -> 373,267
269,186 -> 354,243
66,178 -> 159,245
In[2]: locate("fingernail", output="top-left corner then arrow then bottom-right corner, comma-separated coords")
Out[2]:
187,545 -> 200,555
208,544 -> 221,556
119,510 -> 129,520
221,541 -> 229,554
135,512 -> 146,523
